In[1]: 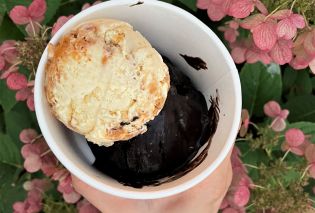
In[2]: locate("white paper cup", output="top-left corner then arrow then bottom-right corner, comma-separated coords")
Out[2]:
35,0 -> 241,199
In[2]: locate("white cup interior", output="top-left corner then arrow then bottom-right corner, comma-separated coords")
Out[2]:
35,0 -> 241,199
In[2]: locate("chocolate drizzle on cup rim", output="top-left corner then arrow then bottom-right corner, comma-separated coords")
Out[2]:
87,57 -> 219,188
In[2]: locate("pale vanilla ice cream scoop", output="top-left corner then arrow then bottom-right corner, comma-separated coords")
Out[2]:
45,19 -> 170,146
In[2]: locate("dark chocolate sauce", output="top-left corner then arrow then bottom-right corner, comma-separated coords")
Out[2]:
87,57 -> 218,188
129,1 -> 144,7
180,54 -> 208,70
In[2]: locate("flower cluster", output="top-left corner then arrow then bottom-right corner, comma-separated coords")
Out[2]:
7,1 -> 103,211
14,128 -> 100,212
220,147 -> 252,213
13,179 -> 51,213
197,0 -> 315,74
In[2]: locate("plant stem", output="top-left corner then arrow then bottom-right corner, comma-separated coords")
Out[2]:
280,149 -> 291,163
300,164 -> 312,181
290,0 -> 298,11
244,163 -> 260,169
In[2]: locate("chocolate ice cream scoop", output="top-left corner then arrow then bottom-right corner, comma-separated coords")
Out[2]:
88,57 -> 218,188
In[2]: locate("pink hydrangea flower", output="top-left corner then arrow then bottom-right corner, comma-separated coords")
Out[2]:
227,186 -> 250,207
77,199 -> 100,213
197,0 -> 233,21
0,41 -> 17,70
51,15 -> 74,36
271,10 -> 305,40
263,101 -> 289,132
241,14 -> 278,51
13,179 -> 50,213
82,0 -> 102,11
9,0 -> 47,25
245,39 -> 272,64
282,128 -> 309,156
218,20 -> 240,43
230,40 -> 249,64
229,0 -> 268,19
57,172 -> 81,203
305,144 -> 315,179
269,39 -> 293,65
6,72 -> 28,91
19,128 -> 38,143
291,29 -> 315,73
21,138 -> 58,173
239,109 -> 250,137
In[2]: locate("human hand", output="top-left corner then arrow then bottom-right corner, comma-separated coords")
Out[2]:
72,150 -> 233,213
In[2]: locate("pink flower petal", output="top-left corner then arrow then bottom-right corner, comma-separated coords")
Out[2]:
309,164 -> 315,179
0,40 -> 17,63
32,179 -> 51,192
290,147 -> 305,156
24,154 -> 42,173
222,208 -> 239,213
220,198 -> 229,209
0,66 -> 18,79
229,20 -> 239,29
229,0 -> 254,19
25,23 -> 40,37
271,9 -> 291,20
255,0 -> 268,15
27,95 -> 35,111
279,109 -> 289,119
28,0 -> 47,23
285,128 -> 305,147
19,128 -> 38,144
16,87 -> 33,101
21,144 -> 38,158
276,19 -> 296,39
270,39 -> 293,65
263,101 -> 281,117
52,168 -> 69,181
197,0 -> 211,9
63,191 -> 81,204
245,46 -> 271,64
231,46 -> 247,64
9,6 -> 29,25
41,153 -> 58,177
304,31 -> 315,57
81,3 -> 91,11
6,72 -> 28,90
252,21 -> 277,51
207,4 -> 226,21
0,56 -> 5,70
51,15 -> 73,36
270,117 -> 286,132
309,58 -> 315,74
305,144 -> 315,163
13,201 -> 27,212
290,14 -> 305,29
227,186 -> 250,207
240,14 -> 265,29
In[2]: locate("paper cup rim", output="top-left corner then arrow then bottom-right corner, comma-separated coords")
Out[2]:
34,0 -> 241,199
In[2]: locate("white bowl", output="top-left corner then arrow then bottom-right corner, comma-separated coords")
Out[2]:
35,0 -> 241,199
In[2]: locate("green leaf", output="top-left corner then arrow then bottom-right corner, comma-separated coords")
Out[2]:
0,163 -> 26,213
287,122 -> 315,143
0,79 -> 17,112
0,15 -> 24,42
176,0 -> 197,11
283,67 -> 312,98
0,133 -> 21,165
311,77 -> 315,90
284,95 -> 315,122
0,0 -> 6,25
4,102 -> 37,142
240,62 -> 282,116
44,0 -> 61,24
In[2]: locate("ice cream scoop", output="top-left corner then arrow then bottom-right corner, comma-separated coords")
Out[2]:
45,19 -> 170,146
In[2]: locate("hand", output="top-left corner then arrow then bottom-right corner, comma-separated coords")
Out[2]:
72,150 -> 233,213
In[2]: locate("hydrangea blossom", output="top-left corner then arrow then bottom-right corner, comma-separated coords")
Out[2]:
282,128 -> 309,156
263,101 -> 289,132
